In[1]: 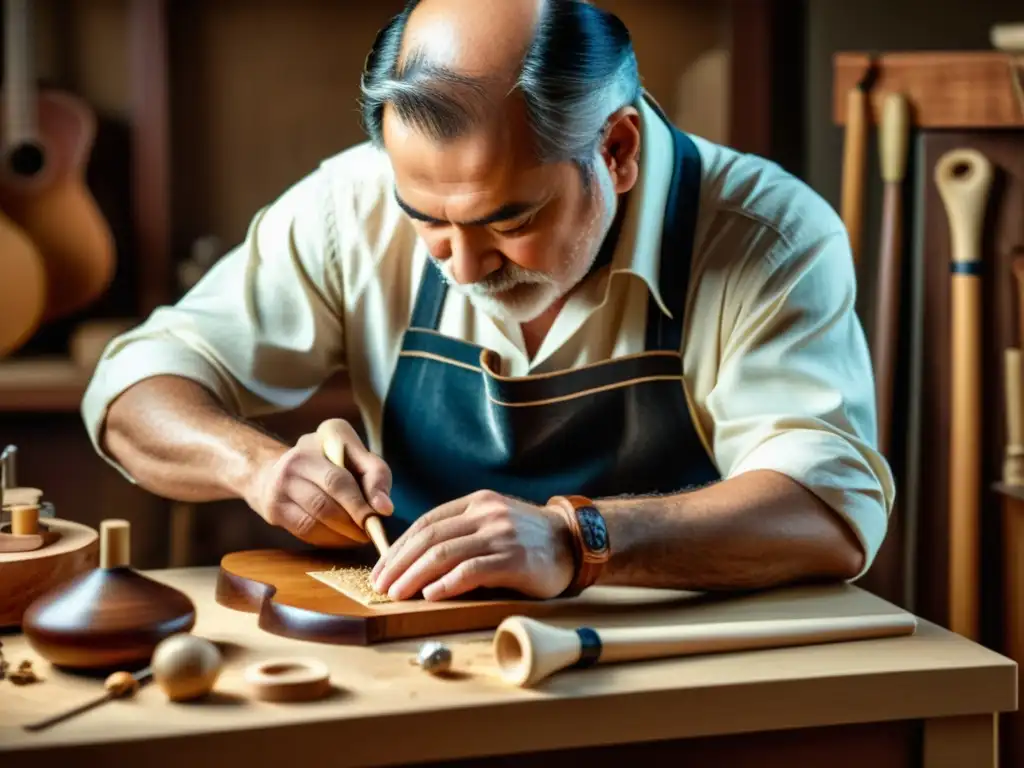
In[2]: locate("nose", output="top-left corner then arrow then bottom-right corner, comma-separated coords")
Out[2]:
436,228 -> 501,285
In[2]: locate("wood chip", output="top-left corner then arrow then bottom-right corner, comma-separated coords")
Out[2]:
9,659 -> 39,685
307,565 -> 394,606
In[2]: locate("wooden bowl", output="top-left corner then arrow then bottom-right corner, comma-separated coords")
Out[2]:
21,519 -> 196,670
0,516 -> 98,628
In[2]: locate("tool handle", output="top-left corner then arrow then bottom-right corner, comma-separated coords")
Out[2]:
1005,348 -> 1024,484
494,612 -> 918,688
841,86 -> 868,264
935,147 -> 993,642
317,422 -> 390,556
879,93 -> 910,184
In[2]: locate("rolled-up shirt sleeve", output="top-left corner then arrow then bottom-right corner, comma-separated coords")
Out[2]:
81,165 -> 346,479
705,230 -> 894,579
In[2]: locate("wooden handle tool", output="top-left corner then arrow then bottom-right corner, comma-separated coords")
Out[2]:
23,667 -> 152,732
935,147 -> 993,641
316,421 -> 390,556
493,612 -> 918,688
840,59 -> 878,266
873,92 -> 910,456
1005,348 -> 1024,485
1011,253 -> 1024,349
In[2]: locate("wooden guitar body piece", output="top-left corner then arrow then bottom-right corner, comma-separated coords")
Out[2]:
216,548 -> 701,646
0,90 -> 115,322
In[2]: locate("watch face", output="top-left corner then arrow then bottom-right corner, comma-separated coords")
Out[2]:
577,506 -> 608,553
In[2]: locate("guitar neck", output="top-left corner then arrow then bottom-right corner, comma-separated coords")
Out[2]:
3,0 -> 38,149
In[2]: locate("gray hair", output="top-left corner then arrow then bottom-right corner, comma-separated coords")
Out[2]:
358,0 -> 642,177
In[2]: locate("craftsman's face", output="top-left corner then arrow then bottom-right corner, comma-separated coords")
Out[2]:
383,99 -> 640,323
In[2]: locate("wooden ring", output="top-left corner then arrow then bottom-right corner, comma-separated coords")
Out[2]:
243,657 -> 331,702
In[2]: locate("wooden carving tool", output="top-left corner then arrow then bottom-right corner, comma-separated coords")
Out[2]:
493,611 -> 918,688
1005,349 -> 1024,485
840,58 -> 878,266
23,667 -> 151,732
873,92 -> 910,456
316,421 -> 390,557
1012,254 -> 1024,352
934,148 -> 993,641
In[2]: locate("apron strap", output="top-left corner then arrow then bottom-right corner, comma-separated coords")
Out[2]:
410,260 -> 448,330
645,127 -> 703,352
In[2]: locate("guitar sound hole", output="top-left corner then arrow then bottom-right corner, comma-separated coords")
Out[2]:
7,143 -> 45,177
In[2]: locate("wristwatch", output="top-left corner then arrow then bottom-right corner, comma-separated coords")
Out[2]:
547,494 -> 610,597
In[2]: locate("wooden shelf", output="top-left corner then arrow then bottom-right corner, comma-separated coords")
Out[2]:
0,359 -> 90,413
833,51 -> 1024,129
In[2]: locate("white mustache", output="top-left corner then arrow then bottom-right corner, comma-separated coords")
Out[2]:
434,259 -> 554,295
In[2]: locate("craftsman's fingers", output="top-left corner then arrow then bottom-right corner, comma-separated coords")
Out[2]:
269,499 -> 358,548
283,473 -> 368,543
385,531 -> 494,601
422,553 -> 513,601
371,493 -> 476,581
308,452 -> 382,533
373,513 -> 481,597
273,446 -> 373,539
314,420 -> 394,518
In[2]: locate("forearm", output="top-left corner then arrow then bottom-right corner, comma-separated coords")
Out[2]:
102,375 -> 287,503
595,469 -> 865,591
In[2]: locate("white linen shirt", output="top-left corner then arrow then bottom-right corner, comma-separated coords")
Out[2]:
81,96 -> 893,576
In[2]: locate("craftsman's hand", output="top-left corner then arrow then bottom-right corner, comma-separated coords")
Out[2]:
244,419 -> 394,547
370,491 -> 575,601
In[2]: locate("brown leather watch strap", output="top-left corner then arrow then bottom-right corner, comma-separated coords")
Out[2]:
548,494 -> 610,597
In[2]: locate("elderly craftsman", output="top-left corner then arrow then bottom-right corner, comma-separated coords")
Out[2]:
82,0 -> 892,603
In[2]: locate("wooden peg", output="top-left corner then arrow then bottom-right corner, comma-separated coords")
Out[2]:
10,504 -> 38,536
100,518 -> 130,568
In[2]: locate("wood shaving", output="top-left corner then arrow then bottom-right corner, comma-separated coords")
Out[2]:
307,565 -> 394,605
9,659 -> 39,685
0,645 -> 39,685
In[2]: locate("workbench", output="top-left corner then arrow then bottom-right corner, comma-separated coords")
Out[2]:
0,567 -> 1016,767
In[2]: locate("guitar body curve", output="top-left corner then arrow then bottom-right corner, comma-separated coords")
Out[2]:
0,207 -> 45,356
0,90 -> 115,323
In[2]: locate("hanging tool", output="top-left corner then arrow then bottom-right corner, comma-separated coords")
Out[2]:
935,147 -> 993,641
840,56 -> 878,267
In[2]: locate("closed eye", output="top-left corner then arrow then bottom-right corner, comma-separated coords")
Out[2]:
491,212 -> 536,235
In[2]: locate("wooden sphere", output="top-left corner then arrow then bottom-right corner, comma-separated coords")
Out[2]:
151,634 -> 222,701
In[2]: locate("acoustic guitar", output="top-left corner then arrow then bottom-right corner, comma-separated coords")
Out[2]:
0,206 -> 44,356
0,0 -> 115,324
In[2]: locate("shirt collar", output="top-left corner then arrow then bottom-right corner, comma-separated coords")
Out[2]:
603,91 -> 678,318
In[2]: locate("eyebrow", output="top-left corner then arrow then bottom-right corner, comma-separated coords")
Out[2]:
394,189 -> 540,226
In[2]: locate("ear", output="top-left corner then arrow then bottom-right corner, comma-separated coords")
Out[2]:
599,106 -> 641,194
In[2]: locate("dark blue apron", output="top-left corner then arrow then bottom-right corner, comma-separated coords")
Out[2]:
378,122 -> 721,539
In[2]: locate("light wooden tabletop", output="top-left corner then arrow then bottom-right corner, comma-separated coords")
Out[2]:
0,567 -> 1016,766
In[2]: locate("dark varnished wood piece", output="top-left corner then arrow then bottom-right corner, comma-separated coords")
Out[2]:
215,548 -> 707,646
22,565 -> 196,670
